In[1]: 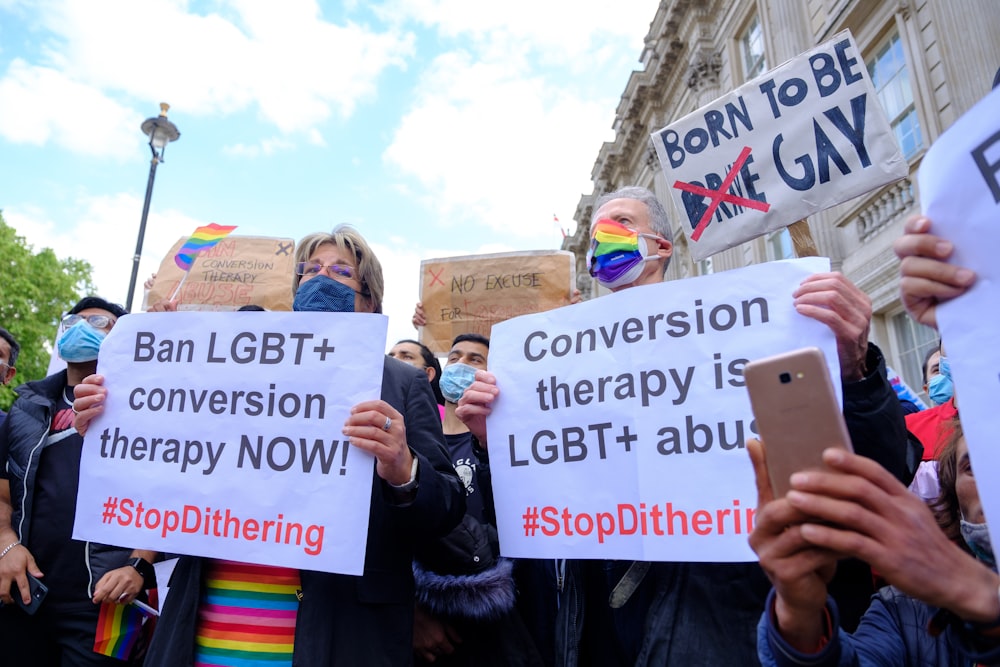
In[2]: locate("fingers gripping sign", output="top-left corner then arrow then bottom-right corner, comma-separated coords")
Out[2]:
455,370 -> 499,448
344,400 -> 414,486
72,374 -> 107,437
893,214 -> 976,329
792,272 -> 871,381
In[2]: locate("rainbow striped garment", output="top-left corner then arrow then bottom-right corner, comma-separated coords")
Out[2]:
194,560 -> 300,667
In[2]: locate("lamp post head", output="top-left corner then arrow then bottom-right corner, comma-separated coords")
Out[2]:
141,102 -> 180,156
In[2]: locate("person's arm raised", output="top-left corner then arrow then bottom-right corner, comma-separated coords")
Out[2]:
787,447 -> 1000,623
747,439 -> 838,653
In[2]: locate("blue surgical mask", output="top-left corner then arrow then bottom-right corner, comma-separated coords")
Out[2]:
927,356 -> 954,406
440,363 -> 478,403
57,320 -> 107,362
961,519 -> 995,570
293,275 -> 356,313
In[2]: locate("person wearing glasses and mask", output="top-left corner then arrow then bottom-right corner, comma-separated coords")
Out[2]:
75,227 -> 465,666
0,297 -> 158,666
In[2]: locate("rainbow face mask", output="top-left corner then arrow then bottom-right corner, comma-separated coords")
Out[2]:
587,219 -> 662,289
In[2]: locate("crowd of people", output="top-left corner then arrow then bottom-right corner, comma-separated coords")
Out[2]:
0,183 -> 993,667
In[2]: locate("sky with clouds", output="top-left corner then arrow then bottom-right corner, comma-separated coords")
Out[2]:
0,0 -> 659,348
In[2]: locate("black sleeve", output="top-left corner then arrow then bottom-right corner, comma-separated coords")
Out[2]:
471,436 -> 497,529
841,343 -> 915,485
381,361 -> 466,540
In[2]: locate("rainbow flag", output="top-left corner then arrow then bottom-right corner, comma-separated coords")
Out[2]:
93,601 -> 149,659
174,223 -> 238,271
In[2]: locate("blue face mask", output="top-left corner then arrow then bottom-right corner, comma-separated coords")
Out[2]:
927,356 -> 954,406
57,320 -> 107,362
293,275 -> 356,313
961,519 -> 995,570
440,363 -> 478,403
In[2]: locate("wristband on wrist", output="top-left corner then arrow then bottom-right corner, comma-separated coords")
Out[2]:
0,541 -> 20,560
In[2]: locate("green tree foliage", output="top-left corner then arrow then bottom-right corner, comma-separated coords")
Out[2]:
0,212 -> 96,410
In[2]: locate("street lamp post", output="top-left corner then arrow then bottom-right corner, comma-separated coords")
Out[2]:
126,102 -> 180,312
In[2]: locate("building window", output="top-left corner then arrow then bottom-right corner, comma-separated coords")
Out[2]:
891,311 -> 938,397
766,228 -> 793,260
696,257 -> 714,276
741,15 -> 767,79
867,31 -> 922,158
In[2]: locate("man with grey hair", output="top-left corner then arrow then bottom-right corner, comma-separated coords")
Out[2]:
457,186 -> 911,665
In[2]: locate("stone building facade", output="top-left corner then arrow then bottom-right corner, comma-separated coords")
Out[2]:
564,0 -> 1000,397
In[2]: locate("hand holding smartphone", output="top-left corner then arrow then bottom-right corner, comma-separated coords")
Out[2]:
744,347 -> 853,498
13,573 -> 48,615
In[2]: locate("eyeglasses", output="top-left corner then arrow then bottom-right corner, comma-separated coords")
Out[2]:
60,314 -> 115,332
295,262 -> 357,280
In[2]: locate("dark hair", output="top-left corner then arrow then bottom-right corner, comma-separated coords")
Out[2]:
921,342 -> 941,385
452,333 -> 490,349
69,296 -> 128,319
395,339 -> 444,406
931,417 -> 966,549
993,67 -> 1000,91
0,327 -> 19,367
237,305 -> 266,312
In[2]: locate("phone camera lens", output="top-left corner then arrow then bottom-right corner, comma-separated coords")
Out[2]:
779,372 -> 792,384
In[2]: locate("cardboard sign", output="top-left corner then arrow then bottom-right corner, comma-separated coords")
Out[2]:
147,236 -> 296,311
487,257 -> 838,562
651,31 -> 907,260
73,311 -> 387,575
921,87 -> 1000,539
419,250 -> 575,355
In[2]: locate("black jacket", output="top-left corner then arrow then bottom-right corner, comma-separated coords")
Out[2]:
0,370 -> 133,599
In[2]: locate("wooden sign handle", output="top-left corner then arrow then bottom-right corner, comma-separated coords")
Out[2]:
789,219 -> 818,258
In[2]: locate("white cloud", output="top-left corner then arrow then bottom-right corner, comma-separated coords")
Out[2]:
379,0 -> 660,242
379,0 -> 657,67
222,136 -> 294,158
0,59 -> 143,157
383,50 -> 618,239
306,128 -> 327,147
30,0 -> 415,134
6,193 -> 210,308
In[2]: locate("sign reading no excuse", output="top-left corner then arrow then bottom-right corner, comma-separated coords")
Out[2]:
419,250 -> 575,355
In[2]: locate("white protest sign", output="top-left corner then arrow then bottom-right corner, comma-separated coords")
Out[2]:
488,257 -> 838,562
919,87 -> 1000,533
73,311 -> 387,575
651,31 -> 907,261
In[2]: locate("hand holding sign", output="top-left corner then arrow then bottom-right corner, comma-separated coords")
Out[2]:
344,400 -> 413,486
893,215 -> 977,329
455,370 -> 499,449
72,374 -> 107,437
792,272 -> 872,381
